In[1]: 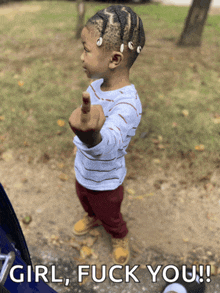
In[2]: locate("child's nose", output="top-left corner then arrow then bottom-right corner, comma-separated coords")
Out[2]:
80,52 -> 84,62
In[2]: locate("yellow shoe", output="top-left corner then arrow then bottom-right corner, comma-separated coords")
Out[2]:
73,214 -> 101,236
112,235 -> 130,265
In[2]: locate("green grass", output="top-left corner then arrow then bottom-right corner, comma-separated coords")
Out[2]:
0,1 -> 220,179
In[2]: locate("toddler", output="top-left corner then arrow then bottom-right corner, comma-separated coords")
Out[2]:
69,4 -> 145,265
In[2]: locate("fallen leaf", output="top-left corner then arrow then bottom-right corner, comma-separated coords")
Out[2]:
172,122 -> 178,128
212,117 -> 220,124
18,81 -> 24,86
2,150 -> 13,162
157,144 -> 165,150
80,246 -> 92,259
57,119 -> 65,127
89,230 -> 101,237
91,252 -> 99,259
183,238 -> 189,242
0,116 -> 5,121
195,144 -> 205,151
143,192 -> 154,197
57,163 -> 64,169
127,188 -> 135,195
59,173 -> 69,181
204,183 -> 214,192
82,237 -> 97,247
158,135 -> 163,142
153,159 -> 161,164
182,109 -> 189,117
24,141 -> 29,146
135,196 -> 143,200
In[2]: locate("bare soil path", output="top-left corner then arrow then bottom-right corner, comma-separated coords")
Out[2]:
1,149 -> 220,292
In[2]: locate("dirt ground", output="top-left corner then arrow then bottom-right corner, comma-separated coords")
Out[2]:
1,149 -> 220,291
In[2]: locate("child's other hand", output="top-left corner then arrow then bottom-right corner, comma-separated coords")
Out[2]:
69,92 -> 105,147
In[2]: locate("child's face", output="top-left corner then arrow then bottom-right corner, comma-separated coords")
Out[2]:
80,26 -> 111,80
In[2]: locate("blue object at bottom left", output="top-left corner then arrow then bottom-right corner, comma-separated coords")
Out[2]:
0,183 -> 57,293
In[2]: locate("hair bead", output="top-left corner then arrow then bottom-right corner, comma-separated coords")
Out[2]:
128,41 -> 134,50
137,16 -> 143,54
120,43 -> 124,53
96,12 -> 108,48
137,46 -> 142,53
97,37 -> 103,47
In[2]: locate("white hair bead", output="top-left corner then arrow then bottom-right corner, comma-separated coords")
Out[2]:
137,46 -> 142,53
120,43 -> 124,53
128,41 -> 134,50
96,37 -> 103,47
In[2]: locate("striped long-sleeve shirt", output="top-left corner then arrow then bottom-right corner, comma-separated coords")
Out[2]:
73,79 -> 142,191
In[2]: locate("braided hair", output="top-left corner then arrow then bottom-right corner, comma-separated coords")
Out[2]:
86,5 -> 145,68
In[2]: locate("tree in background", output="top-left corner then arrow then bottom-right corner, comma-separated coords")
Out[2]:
178,0 -> 212,46
75,0 -> 85,39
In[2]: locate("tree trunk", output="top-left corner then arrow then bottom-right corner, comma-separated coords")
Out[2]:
177,0 -> 212,47
75,0 -> 85,40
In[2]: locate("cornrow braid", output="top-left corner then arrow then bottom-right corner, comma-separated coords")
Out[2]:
137,17 -> 143,53
96,12 -> 108,47
86,5 -> 145,68
126,7 -> 137,50
113,6 -> 128,53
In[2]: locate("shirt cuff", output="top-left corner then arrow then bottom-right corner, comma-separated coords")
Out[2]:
73,128 -> 107,157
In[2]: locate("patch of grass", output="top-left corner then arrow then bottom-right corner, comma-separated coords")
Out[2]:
0,1 -> 220,180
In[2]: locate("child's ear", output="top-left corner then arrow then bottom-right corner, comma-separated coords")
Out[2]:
109,52 -> 124,69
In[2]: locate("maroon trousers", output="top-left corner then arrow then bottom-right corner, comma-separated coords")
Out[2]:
75,180 -> 128,239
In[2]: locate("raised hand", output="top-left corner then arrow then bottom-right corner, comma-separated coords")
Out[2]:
69,92 -> 106,147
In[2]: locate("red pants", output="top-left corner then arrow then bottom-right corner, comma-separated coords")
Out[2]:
75,180 -> 128,239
